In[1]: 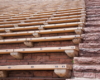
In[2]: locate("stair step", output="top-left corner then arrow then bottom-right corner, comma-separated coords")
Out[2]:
82,33 -> 100,41
74,57 -> 100,64
79,43 -> 100,48
84,27 -> 100,33
74,65 -> 100,72
86,22 -> 100,26
66,78 -> 100,80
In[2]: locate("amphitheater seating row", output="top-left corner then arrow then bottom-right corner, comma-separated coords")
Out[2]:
0,27 -> 83,37
0,46 -> 78,59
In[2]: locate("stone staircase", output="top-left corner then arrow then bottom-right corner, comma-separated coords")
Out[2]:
67,0 -> 100,80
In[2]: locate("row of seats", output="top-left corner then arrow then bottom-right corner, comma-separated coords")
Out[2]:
0,8 -> 84,18
0,22 -> 83,32
11,11 -> 85,18
0,18 -> 81,25
0,64 -> 72,78
0,35 -> 81,44
0,27 -> 83,37
0,46 -> 79,58
0,15 -> 84,22
2,8 -> 83,14
0,16 -> 85,29
0,11 -> 85,22
1,11 -> 85,19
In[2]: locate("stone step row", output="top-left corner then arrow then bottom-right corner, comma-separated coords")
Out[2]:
66,78 -> 100,80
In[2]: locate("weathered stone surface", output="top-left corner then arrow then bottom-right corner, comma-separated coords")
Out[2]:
86,15 -> 100,18
79,43 -> 100,48
80,48 -> 100,53
82,33 -> 100,41
66,78 -> 100,80
79,48 -> 100,57
85,21 -> 100,26
74,64 -> 100,72
83,72 -> 96,78
72,0 -> 100,79
84,27 -> 100,33
74,57 -> 100,64
87,18 -> 100,21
